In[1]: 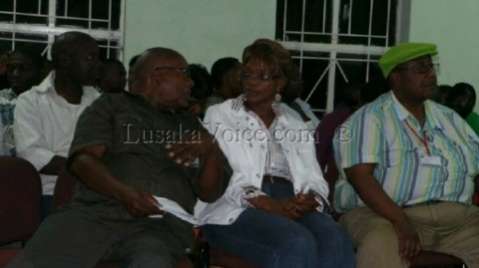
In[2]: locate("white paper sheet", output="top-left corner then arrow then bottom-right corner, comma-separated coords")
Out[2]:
149,196 -> 199,225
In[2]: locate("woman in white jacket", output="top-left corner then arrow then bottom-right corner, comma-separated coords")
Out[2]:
197,39 -> 355,268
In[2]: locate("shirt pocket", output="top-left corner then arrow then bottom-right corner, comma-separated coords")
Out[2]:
384,146 -> 416,167
114,114 -> 148,149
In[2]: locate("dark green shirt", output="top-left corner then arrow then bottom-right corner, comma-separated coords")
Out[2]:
466,112 -> 479,137
69,93 -> 204,219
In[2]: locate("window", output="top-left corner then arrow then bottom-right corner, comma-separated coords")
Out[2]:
0,0 -> 124,60
276,0 -> 410,114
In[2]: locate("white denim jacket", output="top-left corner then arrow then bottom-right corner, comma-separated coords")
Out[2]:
196,96 -> 329,225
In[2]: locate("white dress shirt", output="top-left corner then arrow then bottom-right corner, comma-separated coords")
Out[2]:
14,72 -> 100,195
195,96 -> 329,225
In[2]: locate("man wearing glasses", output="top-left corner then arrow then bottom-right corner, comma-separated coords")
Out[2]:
8,47 -> 227,268
334,43 -> 479,268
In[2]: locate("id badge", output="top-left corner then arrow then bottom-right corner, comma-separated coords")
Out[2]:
420,156 -> 442,166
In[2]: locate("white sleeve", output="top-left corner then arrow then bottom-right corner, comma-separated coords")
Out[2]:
14,95 -> 55,171
203,105 -> 267,208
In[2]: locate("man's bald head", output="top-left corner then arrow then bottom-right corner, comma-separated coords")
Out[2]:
50,31 -> 100,86
132,48 -> 183,79
51,31 -> 97,68
130,47 -> 192,109
130,47 -> 184,93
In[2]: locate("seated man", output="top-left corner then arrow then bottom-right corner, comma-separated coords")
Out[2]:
334,43 -> 479,268
7,47 -> 227,268
13,32 -> 101,216
0,49 -> 44,156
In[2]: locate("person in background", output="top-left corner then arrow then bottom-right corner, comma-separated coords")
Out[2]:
0,49 -> 44,156
2,49 -> 44,99
281,64 -> 320,132
98,58 -> 126,93
314,83 -> 362,204
204,57 -> 242,108
187,64 -> 212,118
432,84 -> 451,105
127,54 -> 140,92
334,43 -> 479,268
315,79 -> 386,206
445,82 -> 479,136
198,39 -> 355,268
0,51 -> 9,90
13,31 -> 101,217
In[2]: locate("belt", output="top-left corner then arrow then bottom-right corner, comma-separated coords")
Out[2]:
262,175 -> 290,184
402,200 -> 444,208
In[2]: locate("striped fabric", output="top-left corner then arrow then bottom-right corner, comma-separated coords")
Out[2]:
333,91 -> 479,212
0,89 -> 17,156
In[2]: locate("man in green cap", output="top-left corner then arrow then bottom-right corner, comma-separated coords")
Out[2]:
333,42 -> 479,268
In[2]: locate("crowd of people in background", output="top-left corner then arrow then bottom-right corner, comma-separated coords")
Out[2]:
1,31 -> 479,268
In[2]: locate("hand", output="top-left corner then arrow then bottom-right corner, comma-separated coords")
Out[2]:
118,188 -> 163,217
165,130 -> 216,167
247,195 -> 302,220
292,193 -> 319,214
393,217 -> 422,262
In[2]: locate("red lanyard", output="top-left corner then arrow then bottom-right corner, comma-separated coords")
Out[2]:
405,121 -> 431,156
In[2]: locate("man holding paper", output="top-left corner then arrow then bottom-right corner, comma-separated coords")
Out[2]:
9,47 -> 227,268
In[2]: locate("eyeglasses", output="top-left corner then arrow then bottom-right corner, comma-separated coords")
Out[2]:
154,66 -> 191,77
240,72 -> 281,82
397,62 -> 440,75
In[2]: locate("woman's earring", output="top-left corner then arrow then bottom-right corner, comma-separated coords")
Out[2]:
275,92 -> 282,102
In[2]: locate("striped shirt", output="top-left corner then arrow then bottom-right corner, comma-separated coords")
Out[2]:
0,88 -> 17,156
333,91 -> 479,212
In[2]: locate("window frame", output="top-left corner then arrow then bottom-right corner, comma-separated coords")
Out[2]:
0,0 -> 125,59
278,0 -> 411,113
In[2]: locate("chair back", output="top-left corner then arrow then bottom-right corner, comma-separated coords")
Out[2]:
0,156 -> 42,245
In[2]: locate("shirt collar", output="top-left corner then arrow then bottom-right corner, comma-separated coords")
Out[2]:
34,71 -> 56,93
390,91 -> 442,130
232,94 -> 285,118
391,91 -> 411,121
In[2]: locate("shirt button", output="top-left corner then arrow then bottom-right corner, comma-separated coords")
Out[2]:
228,217 -> 234,223
256,174 -> 260,178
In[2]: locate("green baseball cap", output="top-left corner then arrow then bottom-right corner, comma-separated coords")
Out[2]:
379,42 -> 438,78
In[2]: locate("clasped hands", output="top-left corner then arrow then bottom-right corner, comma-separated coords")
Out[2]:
247,193 -> 319,219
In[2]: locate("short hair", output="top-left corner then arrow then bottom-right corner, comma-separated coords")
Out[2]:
189,64 -> 212,100
102,58 -> 125,70
447,82 -> 476,104
210,57 -> 239,89
8,48 -> 44,70
50,31 -> 96,68
243,39 -> 300,103
128,54 -> 140,68
242,39 -> 289,78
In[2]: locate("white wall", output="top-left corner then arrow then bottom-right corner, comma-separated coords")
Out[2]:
124,0 -> 276,69
409,0 -> 479,110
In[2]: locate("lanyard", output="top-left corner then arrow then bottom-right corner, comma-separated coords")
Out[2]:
405,121 -> 431,156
